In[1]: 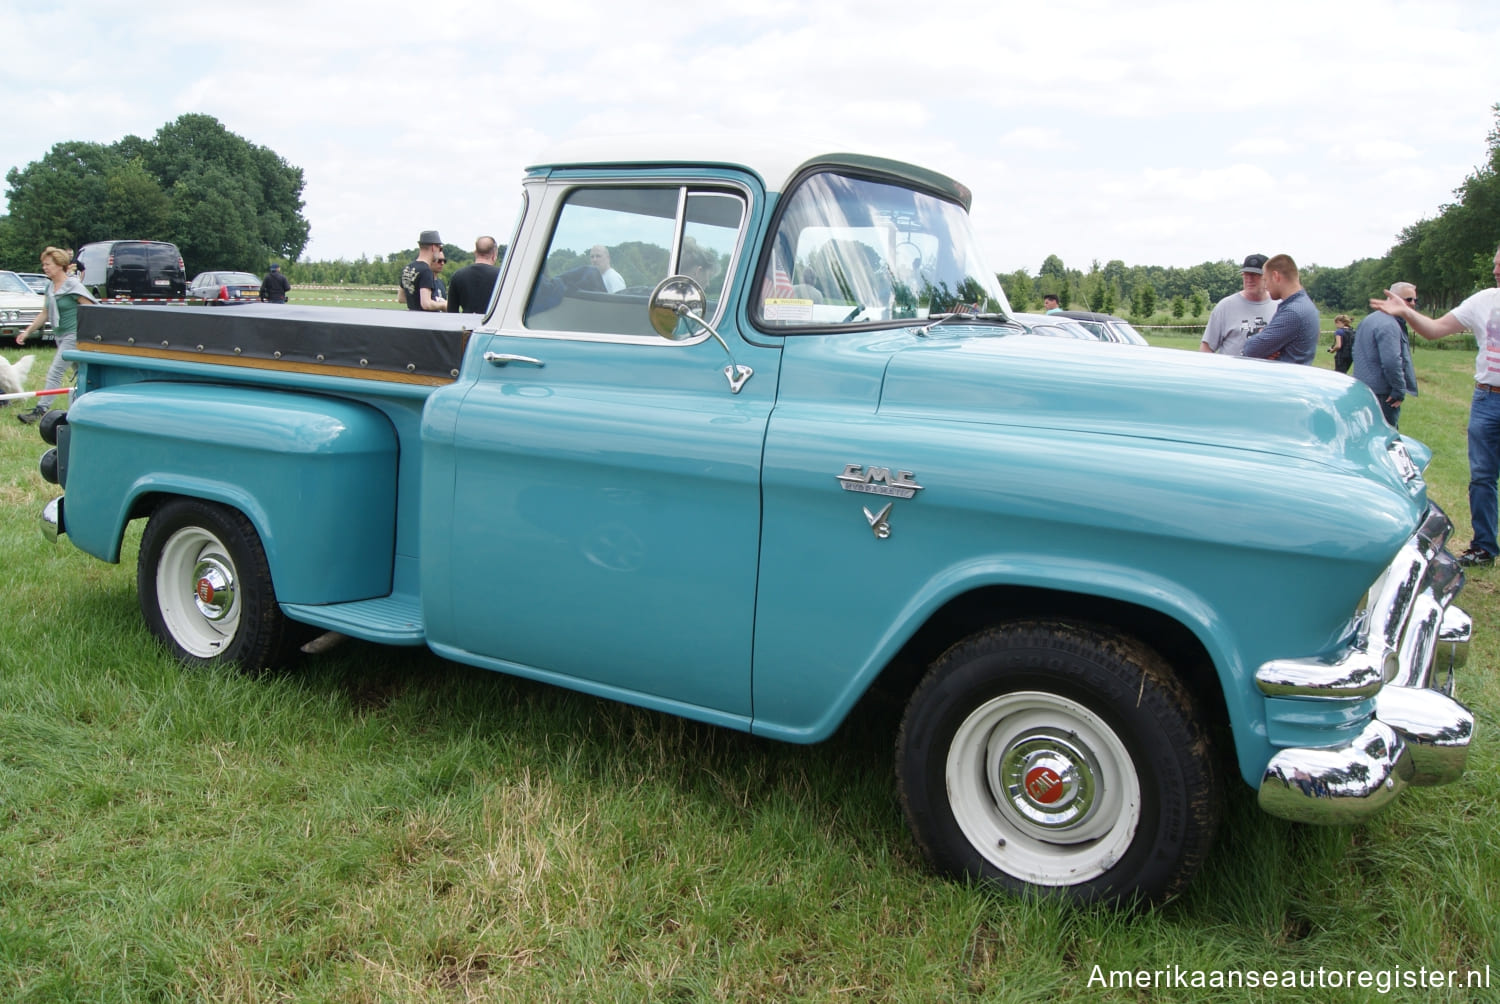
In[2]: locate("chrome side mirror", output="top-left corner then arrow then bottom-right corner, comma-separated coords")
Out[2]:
648,275 -> 752,394
649,275 -> 706,340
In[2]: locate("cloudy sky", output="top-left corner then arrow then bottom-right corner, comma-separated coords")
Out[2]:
8,0 -> 1500,275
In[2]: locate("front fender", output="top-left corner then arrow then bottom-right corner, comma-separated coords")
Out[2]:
751,550 -> 1237,743
61,383 -> 398,604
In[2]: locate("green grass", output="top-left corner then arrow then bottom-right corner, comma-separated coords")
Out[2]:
289,285 -> 405,311
1,338 -> 1497,1002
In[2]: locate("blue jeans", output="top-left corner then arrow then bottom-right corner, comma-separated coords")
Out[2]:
1467,388 -> 1500,555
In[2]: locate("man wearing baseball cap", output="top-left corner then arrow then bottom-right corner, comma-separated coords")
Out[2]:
1242,254 -> 1320,365
1200,253 -> 1277,356
259,262 -> 290,303
399,229 -> 448,311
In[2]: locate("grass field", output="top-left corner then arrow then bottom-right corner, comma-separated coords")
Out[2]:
288,285 -> 405,310
1,317 -> 1496,1002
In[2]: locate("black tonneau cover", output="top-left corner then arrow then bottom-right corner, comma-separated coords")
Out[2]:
77,303 -> 473,384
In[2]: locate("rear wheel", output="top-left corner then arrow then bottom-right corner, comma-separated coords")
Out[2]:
896,621 -> 1220,906
137,498 -> 302,671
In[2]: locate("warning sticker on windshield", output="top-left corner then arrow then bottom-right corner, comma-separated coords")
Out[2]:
762,298 -> 815,322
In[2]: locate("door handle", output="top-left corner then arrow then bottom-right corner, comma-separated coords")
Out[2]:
483,352 -> 545,368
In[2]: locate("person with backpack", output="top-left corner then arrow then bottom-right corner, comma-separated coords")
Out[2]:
1330,314 -> 1355,373
260,263 -> 291,303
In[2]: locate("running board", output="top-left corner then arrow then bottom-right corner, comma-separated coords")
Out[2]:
281,593 -> 425,645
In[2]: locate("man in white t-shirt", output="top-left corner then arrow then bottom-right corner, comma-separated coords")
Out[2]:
1370,243 -> 1500,567
1200,253 -> 1277,356
589,245 -> 625,293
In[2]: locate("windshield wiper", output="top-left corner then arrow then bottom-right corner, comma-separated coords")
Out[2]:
915,312 -> 1011,336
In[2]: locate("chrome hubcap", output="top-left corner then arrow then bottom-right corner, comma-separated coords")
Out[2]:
997,731 -> 1098,830
193,558 -> 235,621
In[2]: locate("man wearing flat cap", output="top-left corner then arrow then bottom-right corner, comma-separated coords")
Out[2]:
399,229 -> 448,311
1200,253 -> 1277,356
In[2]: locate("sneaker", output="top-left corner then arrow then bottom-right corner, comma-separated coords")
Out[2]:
16,405 -> 46,425
1458,547 -> 1494,568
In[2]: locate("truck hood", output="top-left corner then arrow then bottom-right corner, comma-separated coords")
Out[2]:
877,334 -> 1396,472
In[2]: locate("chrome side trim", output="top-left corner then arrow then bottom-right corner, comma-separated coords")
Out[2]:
1258,720 -> 1412,824
41,495 -> 62,543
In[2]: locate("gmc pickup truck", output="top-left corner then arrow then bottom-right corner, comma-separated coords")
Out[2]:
34,139 -> 1474,905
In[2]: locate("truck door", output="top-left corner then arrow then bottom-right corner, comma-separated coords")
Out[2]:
428,182 -> 778,724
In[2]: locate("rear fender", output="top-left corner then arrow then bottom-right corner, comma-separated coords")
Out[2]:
61,383 -> 398,604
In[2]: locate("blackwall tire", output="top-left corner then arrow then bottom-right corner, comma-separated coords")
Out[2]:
137,498 -> 300,671
896,621 -> 1220,906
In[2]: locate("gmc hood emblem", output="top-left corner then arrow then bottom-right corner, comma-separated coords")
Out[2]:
837,465 -> 923,499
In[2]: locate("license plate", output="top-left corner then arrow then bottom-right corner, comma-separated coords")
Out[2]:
154,279 -> 170,286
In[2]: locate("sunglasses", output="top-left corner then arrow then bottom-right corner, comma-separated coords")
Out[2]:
1403,297 -> 1418,305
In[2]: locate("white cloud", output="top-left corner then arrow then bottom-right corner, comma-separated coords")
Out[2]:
1346,140 -> 1424,163
1228,137 -> 1299,159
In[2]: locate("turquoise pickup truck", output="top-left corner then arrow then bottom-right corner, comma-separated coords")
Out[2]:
34,140 -> 1474,905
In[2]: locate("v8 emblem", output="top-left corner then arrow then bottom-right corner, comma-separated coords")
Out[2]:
864,502 -> 893,540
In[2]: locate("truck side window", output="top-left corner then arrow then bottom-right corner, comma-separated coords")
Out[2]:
524,187 -> 678,336
524,186 -> 746,337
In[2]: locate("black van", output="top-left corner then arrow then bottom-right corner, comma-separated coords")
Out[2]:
75,241 -> 187,300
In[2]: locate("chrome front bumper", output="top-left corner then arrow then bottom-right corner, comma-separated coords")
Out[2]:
42,495 -> 62,543
1256,504 -> 1475,824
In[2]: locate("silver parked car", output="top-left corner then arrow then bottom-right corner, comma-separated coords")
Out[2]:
1010,311 -> 1097,340
1056,310 -> 1149,345
15,272 -> 49,294
0,270 -> 50,342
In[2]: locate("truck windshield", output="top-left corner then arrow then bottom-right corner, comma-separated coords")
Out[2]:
755,171 -> 1007,330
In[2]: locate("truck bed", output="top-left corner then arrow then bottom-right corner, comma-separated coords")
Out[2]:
77,303 -> 474,385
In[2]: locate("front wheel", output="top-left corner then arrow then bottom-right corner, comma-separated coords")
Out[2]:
137,498 -> 302,671
896,622 -> 1220,906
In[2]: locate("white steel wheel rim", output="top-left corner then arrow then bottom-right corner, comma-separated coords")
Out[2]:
946,690 -> 1142,887
156,526 -> 241,659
